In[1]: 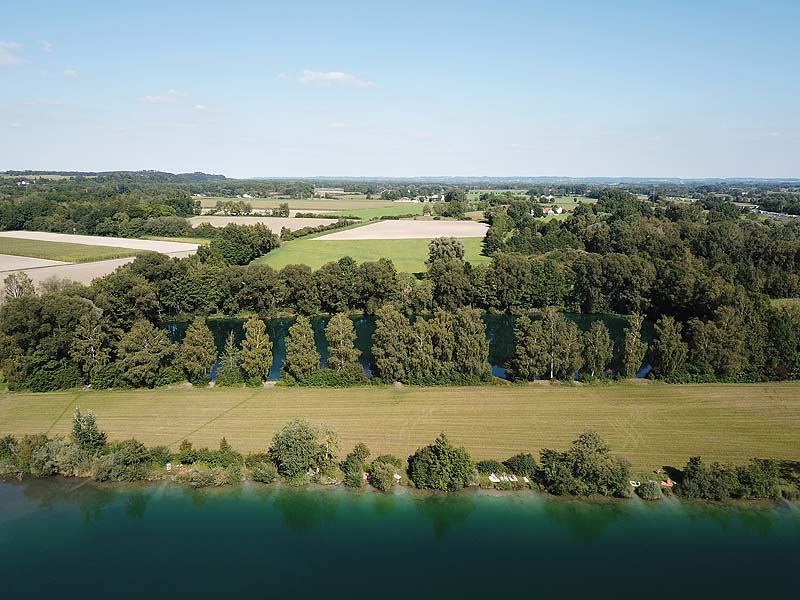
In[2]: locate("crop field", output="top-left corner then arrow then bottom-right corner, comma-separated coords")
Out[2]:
0,237 -> 143,263
315,220 -> 488,240
253,236 -> 489,272
189,216 -> 338,230
199,195 -> 382,210
1,382 -> 798,471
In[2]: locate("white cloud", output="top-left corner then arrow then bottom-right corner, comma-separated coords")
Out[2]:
142,89 -> 189,104
194,104 -> 223,113
0,41 -> 28,66
328,122 -> 351,128
9,123 -> 23,128
298,70 -> 376,88
277,72 -> 291,80
40,41 -> 53,53
63,69 -> 79,78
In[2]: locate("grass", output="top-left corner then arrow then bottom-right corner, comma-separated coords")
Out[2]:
1,382 -> 798,471
253,236 -> 489,272
0,238 -> 143,263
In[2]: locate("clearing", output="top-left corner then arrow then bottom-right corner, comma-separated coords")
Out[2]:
314,220 -> 489,240
253,236 -> 488,272
1,382 -> 797,471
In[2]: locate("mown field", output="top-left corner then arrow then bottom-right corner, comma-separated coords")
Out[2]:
1,383 -> 797,471
253,236 -> 489,272
0,237 -> 142,263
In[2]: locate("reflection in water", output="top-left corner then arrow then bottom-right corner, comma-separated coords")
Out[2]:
413,493 -> 477,538
541,496 -> 630,542
123,493 -> 149,519
272,486 -> 343,531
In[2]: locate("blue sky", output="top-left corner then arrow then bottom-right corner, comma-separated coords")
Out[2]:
1,0 -> 798,177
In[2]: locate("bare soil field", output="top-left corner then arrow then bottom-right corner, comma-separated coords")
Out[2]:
0,254 -> 68,271
0,231 -> 199,253
189,216 -> 338,230
314,220 -> 489,240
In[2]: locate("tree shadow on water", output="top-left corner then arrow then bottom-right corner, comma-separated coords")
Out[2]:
273,487 -> 342,531
413,493 -> 476,539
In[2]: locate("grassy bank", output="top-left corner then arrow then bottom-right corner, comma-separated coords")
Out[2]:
1,382 -> 798,471
0,238 -> 142,263
253,236 -> 489,272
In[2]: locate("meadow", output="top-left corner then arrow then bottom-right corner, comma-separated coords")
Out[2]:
0,237 -> 142,263
1,382 -> 797,471
253,236 -> 489,272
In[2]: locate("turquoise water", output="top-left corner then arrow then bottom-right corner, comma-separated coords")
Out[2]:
0,479 -> 796,598
166,313 -> 647,379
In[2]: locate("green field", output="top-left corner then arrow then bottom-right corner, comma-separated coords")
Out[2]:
200,195 -> 382,210
0,238 -> 142,263
253,236 -> 489,272
1,382 -> 797,470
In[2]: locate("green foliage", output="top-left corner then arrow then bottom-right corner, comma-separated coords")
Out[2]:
117,320 -> 177,388
240,317 -> 273,384
539,431 -> 630,497
582,321 -> 613,377
70,312 -> 110,382
503,453 -> 537,477
341,442 -> 370,488
678,456 -> 781,500
407,433 -> 474,491
71,408 -> 108,454
250,461 -> 278,484
370,459 -> 401,491
622,313 -> 647,378
178,316 -> 217,384
209,222 -> 278,265
216,332 -> 244,386
269,419 -> 335,478
282,316 -> 320,383
650,315 -> 688,377
92,438 -> 151,482
476,459 -> 505,474
636,480 -> 663,501
325,313 -> 361,373
508,308 -> 583,380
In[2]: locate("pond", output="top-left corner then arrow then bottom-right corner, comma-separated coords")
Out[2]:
0,479 -> 796,598
165,313 -> 651,380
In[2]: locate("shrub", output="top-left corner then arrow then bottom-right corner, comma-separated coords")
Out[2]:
407,433 -> 474,491
269,419 -> 335,478
737,458 -> 780,499
90,363 -> 119,389
148,445 -> 172,466
30,439 -> 64,477
250,462 -> 278,484
341,443 -> 370,488
182,468 -> 215,488
370,460 -> 400,491
213,465 -> 241,486
373,454 -> 403,468
637,480 -> 662,501
55,443 -> 90,477
92,439 -> 151,482
155,366 -> 184,387
476,459 -> 505,474
503,453 -> 537,477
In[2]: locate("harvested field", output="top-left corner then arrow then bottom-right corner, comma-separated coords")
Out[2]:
189,216 -> 338,230
314,219 -> 489,240
0,231 -> 199,253
1,382 -> 798,471
0,237 -> 143,264
0,254 -> 68,271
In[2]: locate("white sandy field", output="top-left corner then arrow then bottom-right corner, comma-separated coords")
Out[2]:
0,231 -> 199,253
0,254 -> 69,271
189,216 -> 337,230
314,220 -> 489,240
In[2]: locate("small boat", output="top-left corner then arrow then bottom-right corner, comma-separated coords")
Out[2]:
393,473 -> 402,480
488,473 -> 501,483
523,476 -> 530,484
509,474 -> 518,482
630,480 -> 641,488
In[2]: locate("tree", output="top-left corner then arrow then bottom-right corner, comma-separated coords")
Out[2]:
282,315 -> 320,382
178,316 -> 217,384
216,332 -> 244,386
325,313 -> 361,373
4,272 -> 34,299
371,304 -> 410,382
453,307 -> 490,378
621,313 -> 647,378
70,312 -> 111,382
71,408 -> 107,453
650,315 -> 688,377
240,317 -> 273,384
117,320 -> 176,388
506,316 -> 548,381
427,237 -> 465,266
509,308 -> 583,380
269,418 -> 333,478
407,433 -> 473,491
582,320 -> 613,377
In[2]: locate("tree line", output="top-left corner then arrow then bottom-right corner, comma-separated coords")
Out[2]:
2,410 -> 793,500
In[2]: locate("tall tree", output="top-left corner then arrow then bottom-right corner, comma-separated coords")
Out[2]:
507,315 -> 548,381
70,312 -> 111,382
650,315 -> 688,377
4,272 -> 35,299
453,307 -> 489,377
582,320 -> 613,377
117,320 -> 176,388
177,316 -> 217,384
282,315 -> 320,382
622,313 -> 648,378
71,408 -> 107,453
216,332 -> 244,386
240,317 -> 273,384
325,313 -> 361,372
371,304 -> 410,382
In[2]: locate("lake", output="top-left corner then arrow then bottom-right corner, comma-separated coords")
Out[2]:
0,479 -> 796,598
166,313 -> 651,379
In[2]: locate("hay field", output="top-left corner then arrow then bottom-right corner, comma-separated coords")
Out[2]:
0,231 -> 199,253
1,382 -> 798,470
315,220 -> 488,240
252,237 -> 488,272
0,237 -> 142,264
189,216 -> 338,230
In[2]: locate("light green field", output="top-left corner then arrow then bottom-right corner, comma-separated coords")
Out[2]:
0,238 -> 142,263
1,382 -> 797,470
200,196 -> 383,210
253,236 -> 489,272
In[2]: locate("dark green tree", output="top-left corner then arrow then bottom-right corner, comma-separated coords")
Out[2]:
178,316 -> 217,384
582,320 -> 613,377
71,408 -> 108,453
621,313 -> 647,378
282,315 -> 320,383
407,433 -> 474,491
216,332 -> 244,386
117,320 -> 176,388
325,313 -> 361,373
240,317 -> 273,384
650,315 -> 688,377
70,312 -> 111,382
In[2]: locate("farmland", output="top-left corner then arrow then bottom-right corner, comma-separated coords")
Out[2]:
314,220 -> 488,240
2,382 -> 798,471
0,237 -> 142,264
253,236 -> 488,272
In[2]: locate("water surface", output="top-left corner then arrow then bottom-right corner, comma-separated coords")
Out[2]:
0,479 -> 796,598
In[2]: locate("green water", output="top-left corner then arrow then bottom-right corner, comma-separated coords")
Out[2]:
1,480 -> 797,598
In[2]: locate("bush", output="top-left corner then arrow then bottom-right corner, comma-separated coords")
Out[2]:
148,445 -> 172,466
503,453 -> 537,477
29,439 -> 64,477
373,454 -> 403,468
91,439 -> 151,482
90,363 -> 119,389
341,442 -> 370,488
269,419 -> 334,478
407,433 -> 474,491
370,460 -> 400,491
637,480 -> 662,501
155,366 -> 184,387
213,465 -> 241,486
476,459 -> 505,474
182,468 -> 215,488
250,461 -> 278,484
55,443 -> 90,477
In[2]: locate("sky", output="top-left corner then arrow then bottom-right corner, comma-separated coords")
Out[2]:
1,0 -> 799,178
